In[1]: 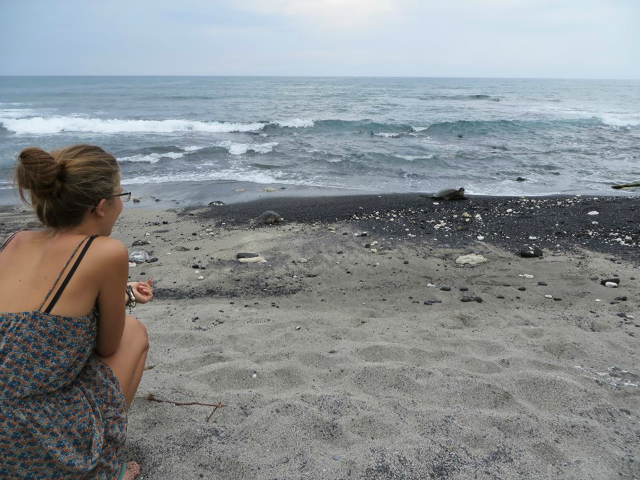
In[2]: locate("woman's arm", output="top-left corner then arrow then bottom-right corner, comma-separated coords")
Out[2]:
95,238 -> 129,357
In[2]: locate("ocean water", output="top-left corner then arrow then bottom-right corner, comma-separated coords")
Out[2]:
1,76 -> 639,198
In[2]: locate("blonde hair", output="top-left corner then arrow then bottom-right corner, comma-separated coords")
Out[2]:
15,145 -> 120,229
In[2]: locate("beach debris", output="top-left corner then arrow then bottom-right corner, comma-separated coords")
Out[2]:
455,254 -> 488,266
431,187 -> 466,200
612,182 -> 640,190
265,187 -> 277,192
197,276 -> 204,280
600,278 -> 620,286
440,285 -> 451,291
128,262 -> 136,268
477,235 -> 485,241
427,283 -> 436,288
133,198 -> 141,203
144,392 -> 225,422
519,274 -> 534,279
253,210 -> 285,225
605,282 -> 619,288
208,200 -> 225,206
520,246 -> 543,258
147,257 -> 158,263
545,295 -> 553,299
129,250 -> 150,264
144,364 -> 155,371
239,256 -> 266,263
132,239 -> 151,247
587,211 -> 599,216
538,281 -> 547,286
174,246 -> 190,251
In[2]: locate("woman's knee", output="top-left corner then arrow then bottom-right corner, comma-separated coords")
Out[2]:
125,315 -> 149,353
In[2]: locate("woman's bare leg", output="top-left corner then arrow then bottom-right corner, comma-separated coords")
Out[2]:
98,314 -> 149,409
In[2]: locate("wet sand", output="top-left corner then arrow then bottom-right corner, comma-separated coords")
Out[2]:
1,194 -> 639,479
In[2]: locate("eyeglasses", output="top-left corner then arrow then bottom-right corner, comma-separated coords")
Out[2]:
108,192 -> 132,202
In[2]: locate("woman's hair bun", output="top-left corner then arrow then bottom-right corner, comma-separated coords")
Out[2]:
16,147 -> 64,196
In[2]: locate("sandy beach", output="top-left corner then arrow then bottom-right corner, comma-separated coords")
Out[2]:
1,193 -> 639,479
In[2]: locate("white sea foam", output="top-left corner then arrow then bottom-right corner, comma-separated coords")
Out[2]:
118,152 -> 187,163
411,126 -> 429,132
395,154 -> 434,161
0,116 -> 267,135
0,108 -> 46,120
375,132 -> 401,138
274,118 -> 314,128
124,168 -> 284,186
215,141 -> 278,155
598,113 -> 640,127
117,145 -> 208,163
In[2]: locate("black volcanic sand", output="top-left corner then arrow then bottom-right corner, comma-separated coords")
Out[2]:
190,194 -> 640,262
1,194 -> 639,480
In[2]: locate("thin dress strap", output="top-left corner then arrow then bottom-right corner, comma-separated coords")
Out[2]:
0,231 -> 21,253
42,235 -> 98,314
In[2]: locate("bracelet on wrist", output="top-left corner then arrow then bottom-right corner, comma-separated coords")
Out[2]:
126,285 -> 137,311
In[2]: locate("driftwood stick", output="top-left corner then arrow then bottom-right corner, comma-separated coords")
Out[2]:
145,392 -> 225,410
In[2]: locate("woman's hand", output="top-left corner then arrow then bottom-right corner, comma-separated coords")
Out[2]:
127,278 -> 153,304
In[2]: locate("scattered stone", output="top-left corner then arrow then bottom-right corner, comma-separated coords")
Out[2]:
615,296 -> 628,301
265,187 -> 277,192
516,177 -> 526,182
600,278 -> 620,286
133,198 -> 141,203
147,257 -> 158,263
518,287 -> 526,291
153,229 -> 169,234
440,286 -> 451,291
520,246 -> 543,258
404,260 -> 409,265
460,287 -> 469,292
174,246 -> 190,252
237,252 -> 260,259
538,281 -> 547,286
545,295 -> 553,299
253,210 -> 285,225
208,201 -> 225,206
605,282 -> 619,288
455,254 -> 488,266
132,240 -> 151,247
427,283 -> 436,288
432,187 -> 466,200
587,211 -> 599,216
128,251 -> 150,264
192,264 -> 200,269
461,296 -> 483,303
197,276 -> 204,280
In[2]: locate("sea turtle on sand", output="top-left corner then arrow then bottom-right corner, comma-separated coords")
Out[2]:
432,187 -> 466,201
252,210 -> 285,226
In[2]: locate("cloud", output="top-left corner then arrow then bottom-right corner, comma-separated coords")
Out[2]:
237,0 -> 398,29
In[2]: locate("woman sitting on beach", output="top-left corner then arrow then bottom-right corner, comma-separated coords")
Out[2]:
0,145 -> 151,479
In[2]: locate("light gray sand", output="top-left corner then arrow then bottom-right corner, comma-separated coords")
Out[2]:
2,204 -> 639,479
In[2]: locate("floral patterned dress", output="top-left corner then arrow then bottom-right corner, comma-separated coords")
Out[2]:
0,234 -> 127,479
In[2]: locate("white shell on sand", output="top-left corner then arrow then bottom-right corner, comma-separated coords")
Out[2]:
605,281 -> 618,288
587,211 -> 599,216
455,254 -> 488,266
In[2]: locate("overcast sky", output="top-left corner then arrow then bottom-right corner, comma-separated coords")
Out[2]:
1,0 -> 638,79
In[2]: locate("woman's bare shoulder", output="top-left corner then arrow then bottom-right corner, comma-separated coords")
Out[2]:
90,236 -> 128,260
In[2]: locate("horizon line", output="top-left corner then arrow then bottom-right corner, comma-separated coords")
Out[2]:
0,74 -> 638,81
